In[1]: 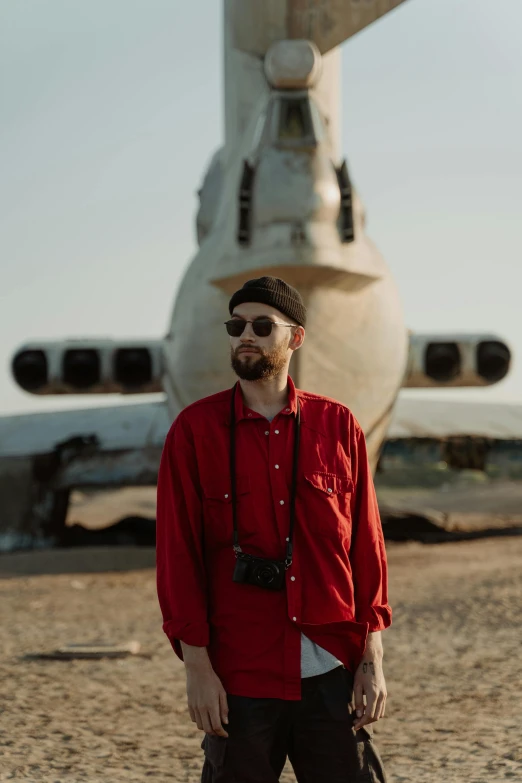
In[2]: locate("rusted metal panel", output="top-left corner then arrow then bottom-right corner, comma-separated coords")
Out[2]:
288,0 -> 410,52
230,0 -> 410,55
53,448 -> 162,489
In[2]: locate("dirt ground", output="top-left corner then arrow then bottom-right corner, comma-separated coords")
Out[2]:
1,535 -> 521,783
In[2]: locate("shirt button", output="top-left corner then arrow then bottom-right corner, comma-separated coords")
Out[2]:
275,464 -> 279,469
292,616 -> 297,621
265,431 -> 269,435
327,488 -> 333,493
224,494 -> 229,499
285,408 -> 290,412
275,430 -> 279,435
286,537 -> 290,542
280,500 -> 284,505
290,576 -> 296,581
248,413 -> 252,417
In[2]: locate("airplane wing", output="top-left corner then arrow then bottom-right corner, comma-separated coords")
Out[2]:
3,395 -> 521,484
0,400 -> 171,490
2,393 -> 520,552
389,397 -> 522,440
3,393 -> 521,492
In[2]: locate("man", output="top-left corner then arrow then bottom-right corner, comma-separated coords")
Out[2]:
156,276 -> 391,782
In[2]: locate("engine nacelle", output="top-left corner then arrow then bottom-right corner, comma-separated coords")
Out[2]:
11,339 -> 164,395
403,334 -> 511,388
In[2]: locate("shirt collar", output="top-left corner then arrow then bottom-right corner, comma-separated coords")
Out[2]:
232,375 -> 298,423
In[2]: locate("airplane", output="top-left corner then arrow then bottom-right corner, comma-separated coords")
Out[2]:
0,0 -> 512,552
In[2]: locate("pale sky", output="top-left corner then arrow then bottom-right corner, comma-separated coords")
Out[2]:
1,0 -> 521,416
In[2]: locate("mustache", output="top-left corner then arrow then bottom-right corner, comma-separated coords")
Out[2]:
235,347 -> 263,356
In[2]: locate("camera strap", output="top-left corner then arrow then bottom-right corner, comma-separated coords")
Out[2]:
229,383 -> 301,569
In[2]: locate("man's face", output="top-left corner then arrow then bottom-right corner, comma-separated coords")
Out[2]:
228,302 -> 303,381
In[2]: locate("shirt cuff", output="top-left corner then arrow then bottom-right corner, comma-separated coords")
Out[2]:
356,604 -> 392,632
162,620 -> 210,660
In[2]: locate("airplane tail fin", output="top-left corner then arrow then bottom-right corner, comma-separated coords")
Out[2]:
229,0 -> 410,56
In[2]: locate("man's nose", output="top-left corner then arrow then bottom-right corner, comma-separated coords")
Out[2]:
239,323 -> 256,341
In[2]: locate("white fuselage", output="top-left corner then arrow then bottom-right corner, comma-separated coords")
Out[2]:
163,6 -> 408,467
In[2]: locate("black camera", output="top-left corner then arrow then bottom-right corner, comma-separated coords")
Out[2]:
232,552 -> 286,591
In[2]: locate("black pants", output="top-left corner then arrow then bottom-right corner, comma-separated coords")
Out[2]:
200,665 -> 387,783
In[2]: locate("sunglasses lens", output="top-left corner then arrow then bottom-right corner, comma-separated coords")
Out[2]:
252,320 -> 273,337
226,320 -> 275,337
225,321 -> 245,337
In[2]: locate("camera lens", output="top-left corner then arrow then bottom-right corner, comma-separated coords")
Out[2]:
256,563 -> 278,587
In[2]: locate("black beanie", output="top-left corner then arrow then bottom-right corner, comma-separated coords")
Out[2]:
228,276 -> 307,327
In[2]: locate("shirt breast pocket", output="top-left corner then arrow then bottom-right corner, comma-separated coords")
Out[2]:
202,474 -> 251,549
301,470 -> 353,540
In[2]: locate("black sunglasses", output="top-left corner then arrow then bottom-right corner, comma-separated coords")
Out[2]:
224,319 -> 294,338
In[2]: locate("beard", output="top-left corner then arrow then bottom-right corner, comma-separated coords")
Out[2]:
231,341 -> 289,381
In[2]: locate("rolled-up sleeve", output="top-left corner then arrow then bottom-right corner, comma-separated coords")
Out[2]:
156,414 -> 209,660
349,422 -> 392,633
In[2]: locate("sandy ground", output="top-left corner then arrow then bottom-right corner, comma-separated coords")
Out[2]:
1,536 -> 521,783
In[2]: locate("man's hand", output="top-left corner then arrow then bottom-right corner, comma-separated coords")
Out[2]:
352,631 -> 387,731
181,643 -> 229,737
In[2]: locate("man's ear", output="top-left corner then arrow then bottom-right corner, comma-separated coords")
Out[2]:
291,326 -> 305,351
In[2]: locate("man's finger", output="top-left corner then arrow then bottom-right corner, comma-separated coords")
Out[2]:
210,707 -> 229,738
353,698 -> 378,730
354,710 -> 372,730
353,681 -> 364,718
372,693 -> 385,722
353,713 -> 370,731
358,688 -> 377,723
219,690 -> 229,726
211,725 -> 228,738
194,708 -> 204,732
355,690 -> 386,729
366,691 -> 379,721
201,709 -> 215,735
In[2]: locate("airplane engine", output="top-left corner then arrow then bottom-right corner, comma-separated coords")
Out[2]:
11,340 -> 164,395
404,334 -> 511,388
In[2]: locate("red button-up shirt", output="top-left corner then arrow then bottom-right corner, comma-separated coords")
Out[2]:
156,377 -> 391,700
